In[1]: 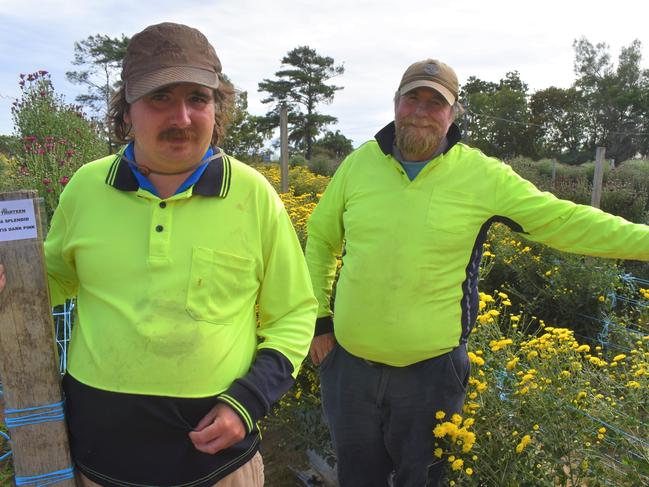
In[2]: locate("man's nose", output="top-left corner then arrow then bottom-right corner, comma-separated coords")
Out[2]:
170,100 -> 192,128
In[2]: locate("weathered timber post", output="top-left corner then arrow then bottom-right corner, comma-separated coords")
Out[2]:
280,104 -> 289,193
591,147 -> 606,208
0,190 -> 75,486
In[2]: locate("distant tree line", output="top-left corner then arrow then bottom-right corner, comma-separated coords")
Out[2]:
5,34 -> 649,172
461,38 -> 649,164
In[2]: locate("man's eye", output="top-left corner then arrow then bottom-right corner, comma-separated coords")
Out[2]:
191,96 -> 210,104
150,94 -> 168,102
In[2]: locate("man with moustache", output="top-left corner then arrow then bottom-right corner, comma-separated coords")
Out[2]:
305,59 -> 649,486
0,22 -> 317,486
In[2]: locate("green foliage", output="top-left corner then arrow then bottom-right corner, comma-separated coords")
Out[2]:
307,151 -> 339,176
436,296 -> 649,486
529,87 -> 592,163
66,33 -> 130,152
481,224 -> 624,339
10,70 -> 106,217
222,90 -> 272,161
507,157 -> 649,224
0,135 -> 18,156
258,46 -> 344,160
312,129 -> 354,161
289,154 -> 308,167
573,38 -> 649,162
460,71 -> 535,159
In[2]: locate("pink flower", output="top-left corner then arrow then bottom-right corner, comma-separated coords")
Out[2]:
59,176 -> 70,186
46,188 -> 53,193
42,178 -> 52,185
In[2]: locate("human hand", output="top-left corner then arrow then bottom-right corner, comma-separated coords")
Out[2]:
0,264 -> 6,294
188,402 -> 246,454
309,332 -> 336,365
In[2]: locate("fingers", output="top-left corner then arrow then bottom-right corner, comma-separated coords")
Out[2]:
0,264 -> 5,294
189,403 -> 246,455
310,333 -> 336,366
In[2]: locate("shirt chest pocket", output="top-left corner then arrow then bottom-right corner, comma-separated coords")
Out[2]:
427,190 -> 483,247
186,247 -> 259,324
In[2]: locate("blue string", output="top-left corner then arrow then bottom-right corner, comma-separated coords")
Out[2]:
563,403 -> 649,449
4,402 -> 65,429
0,429 -> 11,461
15,467 -> 74,486
612,294 -> 648,307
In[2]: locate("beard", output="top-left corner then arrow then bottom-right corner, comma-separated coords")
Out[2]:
395,116 -> 445,161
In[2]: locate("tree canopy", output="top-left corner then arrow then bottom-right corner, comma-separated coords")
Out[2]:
66,34 -> 130,152
258,46 -> 344,160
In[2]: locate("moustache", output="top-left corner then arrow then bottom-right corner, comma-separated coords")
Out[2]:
398,116 -> 438,129
158,128 -> 197,142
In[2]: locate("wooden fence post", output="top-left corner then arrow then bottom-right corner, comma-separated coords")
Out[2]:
0,190 -> 75,486
280,105 -> 289,193
591,147 -> 606,208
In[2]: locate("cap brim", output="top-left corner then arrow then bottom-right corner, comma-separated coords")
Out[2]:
125,66 -> 220,103
399,80 -> 455,105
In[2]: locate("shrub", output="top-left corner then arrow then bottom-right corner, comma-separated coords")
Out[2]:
10,71 -> 106,218
435,292 -> 649,486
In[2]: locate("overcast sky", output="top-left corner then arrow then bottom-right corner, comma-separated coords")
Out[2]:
2,0 -> 649,148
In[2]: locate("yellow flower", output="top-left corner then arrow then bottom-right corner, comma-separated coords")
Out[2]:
626,380 -> 641,388
435,411 -> 446,420
468,352 -> 485,366
451,459 -> 464,471
451,414 -> 463,426
576,344 -> 590,353
515,434 -> 532,453
434,447 -> 443,458
613,354 -> 627,362
506,357 -> 520,370
465,467 -> 474,475
598,295 -> 606,302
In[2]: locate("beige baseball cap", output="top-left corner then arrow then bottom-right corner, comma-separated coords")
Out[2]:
398,59 -> 458,105
122,22 -> 221,103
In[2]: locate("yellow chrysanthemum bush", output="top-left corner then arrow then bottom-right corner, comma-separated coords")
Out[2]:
251,163 -> 329,247
480,223 -> 648,342
434,292 -> 649,486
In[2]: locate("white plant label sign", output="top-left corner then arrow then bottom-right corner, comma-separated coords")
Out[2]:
0,199 -> 38,242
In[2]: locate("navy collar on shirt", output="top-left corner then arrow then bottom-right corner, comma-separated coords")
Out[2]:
105,145 -> 232,198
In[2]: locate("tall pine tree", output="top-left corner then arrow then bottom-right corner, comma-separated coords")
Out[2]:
258,46 -> 344,160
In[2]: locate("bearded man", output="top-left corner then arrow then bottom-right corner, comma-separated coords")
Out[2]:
305,59 -> 649,486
